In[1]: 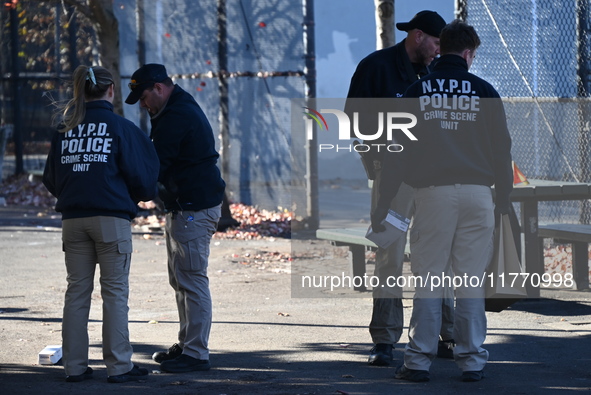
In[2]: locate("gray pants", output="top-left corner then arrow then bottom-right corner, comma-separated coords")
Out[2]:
61,216 -> 134,377
165,205 -> 221,360
370,172 -> 455,344
405,185 -> 493,372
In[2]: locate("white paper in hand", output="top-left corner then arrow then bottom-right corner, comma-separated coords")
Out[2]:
365,210 -> 410,249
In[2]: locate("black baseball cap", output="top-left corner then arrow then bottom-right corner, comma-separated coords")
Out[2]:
396,10 -> 446,38
125,63 -> 169,104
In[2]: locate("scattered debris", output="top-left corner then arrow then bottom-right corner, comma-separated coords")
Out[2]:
133,202 -> 292,239
228,250 -> 291,273
544,243 -> 591,283
0,174 -> 55,207
0,174 -> 292,239
213,203 -> 292,239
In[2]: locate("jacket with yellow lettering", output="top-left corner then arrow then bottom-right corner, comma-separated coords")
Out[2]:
43,100 -> 160,220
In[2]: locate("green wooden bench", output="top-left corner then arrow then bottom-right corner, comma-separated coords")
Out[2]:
315,227 -> 410,291
538,223 -> 591,290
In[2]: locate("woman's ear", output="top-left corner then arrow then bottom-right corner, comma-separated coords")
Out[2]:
106,84 -> 115,102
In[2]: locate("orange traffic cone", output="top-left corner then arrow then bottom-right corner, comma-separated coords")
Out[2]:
512,161 -> 529,186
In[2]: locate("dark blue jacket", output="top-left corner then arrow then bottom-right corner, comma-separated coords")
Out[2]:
377,54 -> 513,211
43,100 -> 160,220
347,39 -> 429,99
346,39 -> 430,163
150,85 -> 225,211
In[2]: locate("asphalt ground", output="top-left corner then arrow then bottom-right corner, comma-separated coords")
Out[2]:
0,205 -> 591,394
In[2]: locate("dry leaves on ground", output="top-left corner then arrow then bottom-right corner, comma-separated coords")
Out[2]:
133,202 -> 292,240
0,174 -> 56,207
544,243 -> 591,281
0,173 -> 292,239
226,250 -> 292,273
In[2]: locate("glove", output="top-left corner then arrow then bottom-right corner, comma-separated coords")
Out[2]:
157,182 -> 175,202
371,206 -> 389,233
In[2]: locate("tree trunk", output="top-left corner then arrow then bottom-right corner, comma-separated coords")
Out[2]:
87,0 -> 123,115
375,0 -> 394,49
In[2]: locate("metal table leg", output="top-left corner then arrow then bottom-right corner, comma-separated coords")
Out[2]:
521,201 -> 542,298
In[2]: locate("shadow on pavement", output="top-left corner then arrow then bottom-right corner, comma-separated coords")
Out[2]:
509,297 -> 591,316
1,333 -> 591,395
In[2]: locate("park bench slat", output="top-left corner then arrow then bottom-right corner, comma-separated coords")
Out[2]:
316,228 -> 377,248
538,224 -> 591,243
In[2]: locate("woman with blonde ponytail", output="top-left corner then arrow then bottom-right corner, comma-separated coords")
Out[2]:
59,66 -> 112,131
43,65 -> 160,383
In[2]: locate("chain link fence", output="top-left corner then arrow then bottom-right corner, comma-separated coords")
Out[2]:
465,0 -> 591,224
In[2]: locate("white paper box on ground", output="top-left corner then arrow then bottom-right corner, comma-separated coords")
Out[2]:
38,345 -> 62,365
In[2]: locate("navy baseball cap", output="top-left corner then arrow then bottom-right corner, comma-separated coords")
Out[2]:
396,10 -> 446,38
125,63 -> 169,104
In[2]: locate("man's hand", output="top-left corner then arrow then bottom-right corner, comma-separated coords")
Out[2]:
371,207 -> 389,233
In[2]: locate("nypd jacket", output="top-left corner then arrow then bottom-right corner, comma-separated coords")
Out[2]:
150,85 -> 225,211
43,100 -> 160,220
377,54 -> 513,212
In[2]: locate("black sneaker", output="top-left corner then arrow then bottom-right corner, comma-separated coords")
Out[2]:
153,343 -> 183,363
368,343 -> 393,366
65,367 -> 93,382
395,364 -> 430,382
160,354 -> 211,373
462,370 -> 485,382
107,364 -> 149,383
437,339 -> 455,359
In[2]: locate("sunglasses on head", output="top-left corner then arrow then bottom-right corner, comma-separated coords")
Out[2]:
128,81 -> 156,90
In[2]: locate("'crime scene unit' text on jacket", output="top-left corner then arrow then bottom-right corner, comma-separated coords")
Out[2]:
377,54 -> 513,212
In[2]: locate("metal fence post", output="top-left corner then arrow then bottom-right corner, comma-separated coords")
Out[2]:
577,0 -> 591,223
0,124 -> 13,181
303,0 -> 318,230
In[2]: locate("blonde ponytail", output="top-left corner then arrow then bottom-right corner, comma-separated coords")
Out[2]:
55,65 -> 115,133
